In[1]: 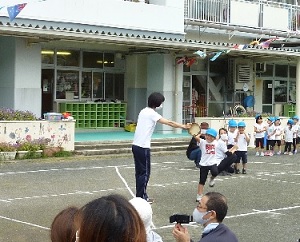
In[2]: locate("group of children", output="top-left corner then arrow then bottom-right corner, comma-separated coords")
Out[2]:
254,114 -> 300,156
188,115 -> 300,202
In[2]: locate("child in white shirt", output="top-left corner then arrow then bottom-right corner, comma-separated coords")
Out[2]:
254,114 -> 267,156
234,121 -> 250,174
274,117 -> 283,155
284,119 -> 294,155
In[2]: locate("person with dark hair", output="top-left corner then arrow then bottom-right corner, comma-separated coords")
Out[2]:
75,194 -> 146,242
132,92 -> 191,203
172,192 -> 239,242
254,114 -> 267,157
50,206 -> 79,242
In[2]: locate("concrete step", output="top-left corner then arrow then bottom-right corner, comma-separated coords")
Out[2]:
75,138 -> 190,156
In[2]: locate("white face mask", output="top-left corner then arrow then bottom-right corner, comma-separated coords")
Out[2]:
220,134 -> 228,141
155,104 -> 163,110
193,208 -> 211,225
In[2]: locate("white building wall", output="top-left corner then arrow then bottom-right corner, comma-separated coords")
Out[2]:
0,0 -> 184,35
0,37 -> 15,109
147,53 -> 183,133
14,39 -> 42,117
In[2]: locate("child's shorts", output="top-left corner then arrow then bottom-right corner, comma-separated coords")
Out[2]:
235,151 -> 247,164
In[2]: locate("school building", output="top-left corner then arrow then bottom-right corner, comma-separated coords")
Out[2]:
1,0 -> 300,133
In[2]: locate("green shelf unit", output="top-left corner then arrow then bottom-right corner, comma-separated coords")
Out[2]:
283,104 -> 296,118
59,102 -> 127,128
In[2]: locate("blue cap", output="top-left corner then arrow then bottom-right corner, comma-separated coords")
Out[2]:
274,116 -> 280,121
268,117 -> 275,123
288,119 -> 294,125
228,119 -> 237,127
238,121 -> 246,127
292,115 -> 299,120
255,114 -> 262,120
206,128 -> 218,138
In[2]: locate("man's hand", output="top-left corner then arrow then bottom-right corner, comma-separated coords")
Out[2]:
172,223 -> 191,242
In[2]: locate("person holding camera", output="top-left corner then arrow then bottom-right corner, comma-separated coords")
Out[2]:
172,192 -> 239,242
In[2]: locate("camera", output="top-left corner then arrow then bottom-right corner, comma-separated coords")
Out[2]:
169,214 -> 193,224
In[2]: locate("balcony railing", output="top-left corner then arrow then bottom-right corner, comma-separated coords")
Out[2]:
185,0 -> 300,32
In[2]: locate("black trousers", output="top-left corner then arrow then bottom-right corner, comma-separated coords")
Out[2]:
199,154 -> 237,185
132,145 -> 151,200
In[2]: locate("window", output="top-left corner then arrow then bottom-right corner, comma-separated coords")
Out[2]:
83,52 -> 103,68
274,80 -> 287,102
56,71 -> 79,99
275,65 -> 288,77
57,50 -> 80,67
41,50 -> 54,64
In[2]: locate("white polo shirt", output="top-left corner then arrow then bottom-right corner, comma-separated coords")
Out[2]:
132,107 -> 162,148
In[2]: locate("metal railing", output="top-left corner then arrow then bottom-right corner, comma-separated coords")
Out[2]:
185,0 -> 300,31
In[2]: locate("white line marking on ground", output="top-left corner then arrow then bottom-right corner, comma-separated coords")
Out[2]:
0,215 -> 49,230
115,166 -> 135,198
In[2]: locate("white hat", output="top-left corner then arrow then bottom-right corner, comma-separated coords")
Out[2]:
129,197 -> 153,233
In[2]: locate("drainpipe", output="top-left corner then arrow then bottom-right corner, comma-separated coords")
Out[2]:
174,57 -> 181,133
296,58 -> 300,116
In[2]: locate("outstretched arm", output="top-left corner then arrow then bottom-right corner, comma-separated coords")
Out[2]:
158,117 -> 191,129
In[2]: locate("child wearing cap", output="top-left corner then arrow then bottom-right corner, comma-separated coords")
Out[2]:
227,119 -> 238,149
254,114 -> 267,156
283,119 -> 294,155
234,121 -> 250,174
265,117 -> 276,156
193,128 -> 238,202
292,115 -> 299,154
274,117 -> 283,155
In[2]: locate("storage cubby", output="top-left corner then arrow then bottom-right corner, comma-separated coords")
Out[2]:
283,104 -> 296,118
60,102 -> 127,128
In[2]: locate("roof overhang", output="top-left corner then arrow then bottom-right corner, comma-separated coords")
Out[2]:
1,21 -> 300,62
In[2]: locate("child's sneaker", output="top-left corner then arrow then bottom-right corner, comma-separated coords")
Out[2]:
260,152 -> 264,157
276,151 -> 281,155
255,151 -> 259,156
235,169 -> 240,174
208,177 -> 215,187
284,152 -> 288,155
294,149 -> 297,154
269,152 -> 274,156
289,152 -> 293,155
196,194 -> 203,202
264,152 -> 269,156
242,169 -> 247,174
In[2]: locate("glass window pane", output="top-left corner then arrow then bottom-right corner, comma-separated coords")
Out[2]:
115,74 -> 124,100
263,80 -> 272,104
82,72 -> 92,98
275,65 -> 288,77
104,53 -> 115,67
41,50 -> 54,64
57,50 -> 79,67
261,64 -> 273,76
105,73 -> 114,100
56,71 -> 79,99
289,81 -> 296,103
289,66 -> 296,78
93,73 -> 103,99
274,80 -> 287,102
83,52 -> 103,68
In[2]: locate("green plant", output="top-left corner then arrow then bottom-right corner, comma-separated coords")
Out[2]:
0,108 -> 37,121
0,142 -> 17,152
16,141 -> 40,151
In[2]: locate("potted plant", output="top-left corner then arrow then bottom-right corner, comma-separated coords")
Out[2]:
0,142 -> 17,161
